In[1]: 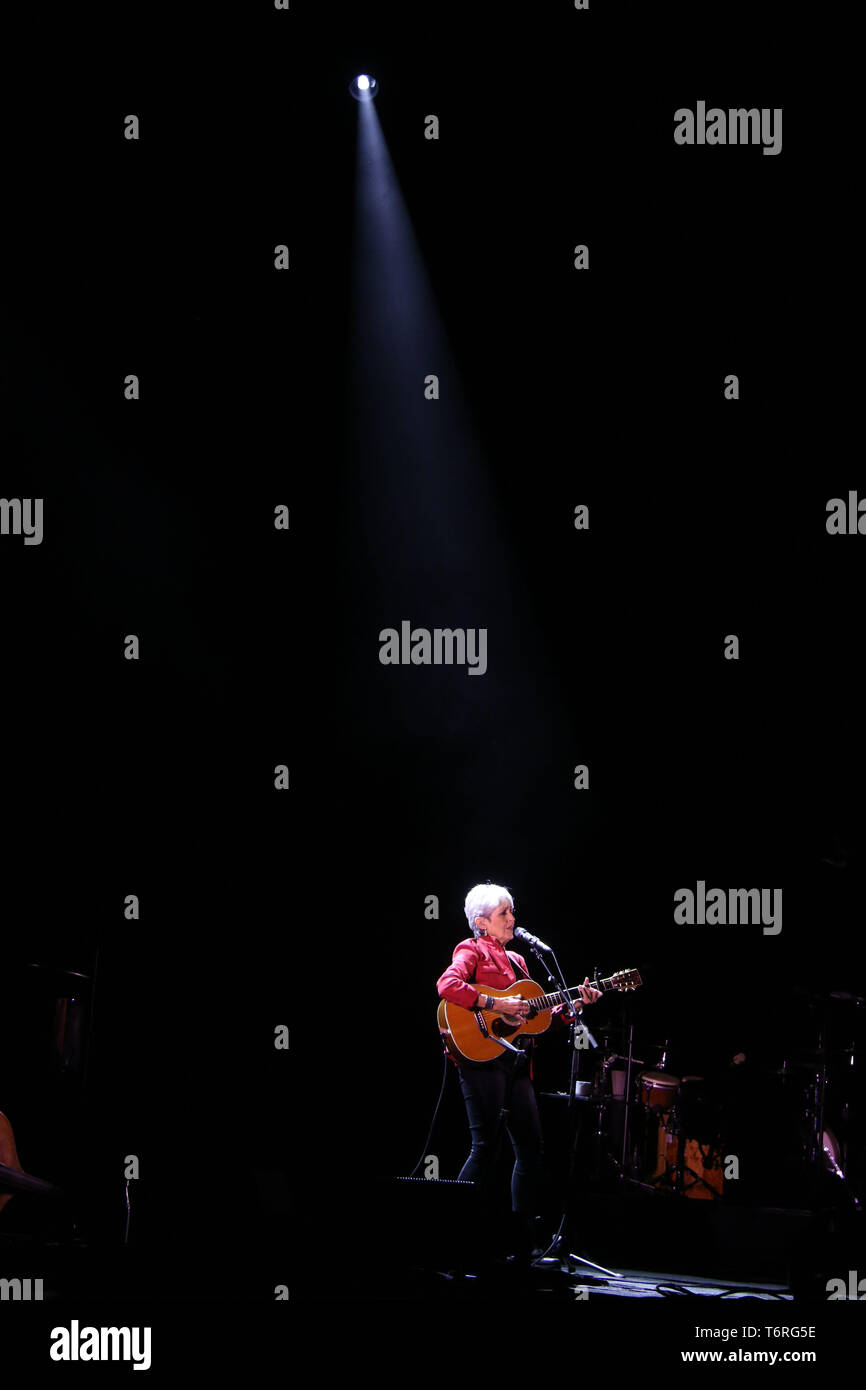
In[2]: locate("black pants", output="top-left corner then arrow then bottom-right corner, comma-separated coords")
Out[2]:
457,1050 -> 543,1224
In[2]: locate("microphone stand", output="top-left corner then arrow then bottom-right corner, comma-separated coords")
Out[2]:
527,943 -> 620,1282
620,1021 -> 638,1178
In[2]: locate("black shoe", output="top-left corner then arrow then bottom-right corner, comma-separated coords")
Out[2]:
509,1214 -> 538,1262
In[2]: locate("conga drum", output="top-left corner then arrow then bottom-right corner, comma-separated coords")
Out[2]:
675,1077 -> 724,1199
639,1069 -> 680,1111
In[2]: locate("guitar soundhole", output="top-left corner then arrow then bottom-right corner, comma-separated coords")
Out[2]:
492,1019 -> 520,1038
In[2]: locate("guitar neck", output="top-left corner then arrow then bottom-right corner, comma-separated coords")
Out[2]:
531,975 -> 619,1012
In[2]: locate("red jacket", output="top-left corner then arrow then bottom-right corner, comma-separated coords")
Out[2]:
436,934 -> 531,1010
436,935 -> 575,1074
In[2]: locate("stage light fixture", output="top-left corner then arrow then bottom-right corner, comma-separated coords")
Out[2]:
349,73 -> 378,102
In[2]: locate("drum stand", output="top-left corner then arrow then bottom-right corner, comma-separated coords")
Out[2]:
800,1014 -> 861,1208
618,1024 -> 641,1179
599,1025 -> 647,1188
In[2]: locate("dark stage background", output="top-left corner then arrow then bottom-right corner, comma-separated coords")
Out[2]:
0,0 -> 862,1361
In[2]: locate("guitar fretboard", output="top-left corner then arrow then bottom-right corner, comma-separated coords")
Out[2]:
527,974 -> 620,1012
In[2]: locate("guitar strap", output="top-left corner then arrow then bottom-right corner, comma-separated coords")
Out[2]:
507,952 -> 528,980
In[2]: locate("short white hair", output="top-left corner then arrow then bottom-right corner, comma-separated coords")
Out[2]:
464,883 -> 514,937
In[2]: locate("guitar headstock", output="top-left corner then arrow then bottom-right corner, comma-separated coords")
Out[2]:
609,968 -> 642,992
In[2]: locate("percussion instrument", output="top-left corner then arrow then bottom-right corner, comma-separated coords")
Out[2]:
638,1069 -> 680,1110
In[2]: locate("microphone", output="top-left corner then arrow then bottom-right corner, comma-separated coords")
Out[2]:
513,926 -> 553,952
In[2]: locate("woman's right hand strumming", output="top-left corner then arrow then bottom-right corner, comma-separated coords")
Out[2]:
488,994 -> 531,1025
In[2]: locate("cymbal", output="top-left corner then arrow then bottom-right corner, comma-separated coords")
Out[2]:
0,1162 -> 58,1197
742,1059 -> 828,1075
19,964 -> 91,997
790,1048 -> 863,1061
793,986 -> 865,1005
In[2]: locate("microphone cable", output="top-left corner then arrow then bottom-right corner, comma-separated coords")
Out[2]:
407,1052 -> 451,1178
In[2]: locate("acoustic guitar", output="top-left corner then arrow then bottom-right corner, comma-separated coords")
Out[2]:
437,968 -> 642,1063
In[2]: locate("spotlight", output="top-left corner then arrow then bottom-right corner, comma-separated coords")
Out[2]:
349,73 -> 378,102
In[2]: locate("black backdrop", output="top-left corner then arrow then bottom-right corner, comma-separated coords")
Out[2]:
1,0 -> 862,1364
